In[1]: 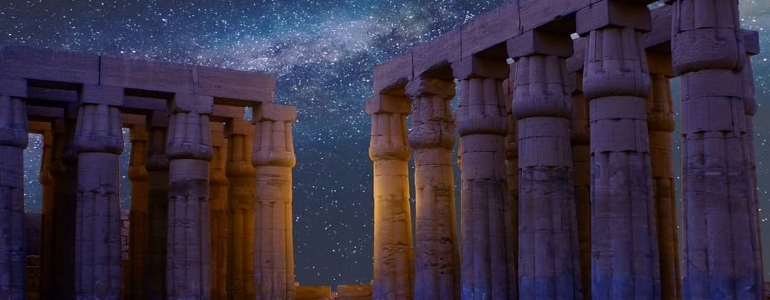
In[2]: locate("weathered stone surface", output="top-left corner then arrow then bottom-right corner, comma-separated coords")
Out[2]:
373,52 -> 413,95
100,56 -> 194,94
296,285 -> 332,300
209,122 -> 228,300
461,3 -> 520,58
194,65 -> 276,103
128,125 -> 149,300
501,67 -> 519,298
0,78 -> 27,98
413,28 -> 461,78
80,84 -> 124,106
145,124 -> 170,299
336,284 -> 372,300
569,71 -> 592,300
1,45 -> 100,84
507,30 -> 574,59
576,0 -> 651,35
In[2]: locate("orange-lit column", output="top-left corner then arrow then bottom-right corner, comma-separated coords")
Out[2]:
128,124 -> 149,300
209,121 -> 228,300
145,111 -> 170,298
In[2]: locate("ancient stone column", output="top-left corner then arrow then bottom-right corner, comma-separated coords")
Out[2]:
452,57 -> 515,300
253,103 -> 297,300
367,94 -> 414,300
128,124 -> 149,300
501,67 -> 518,286
406,77 -> 459,300
671,1 -> 762,298
646,52 -> 680,300
570,70 -> 591,300
145,111 -> 170,299
39,128 -> 55,298
507,30 -> 581,299
578,2 -> 660,298
73,88 -> 125,298
226,118 -> 257,299
165,94 -> 214,298
0,95 -> 28,298
209,121 -> 229,300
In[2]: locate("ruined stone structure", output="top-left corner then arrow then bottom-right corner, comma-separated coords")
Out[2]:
369,1 -> 764,299
0,45 -> 299,299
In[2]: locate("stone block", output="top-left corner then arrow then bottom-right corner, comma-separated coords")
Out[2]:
641,4 -> 672,50
743,30 -> 760,55
225,118 -> 253,136
121,209 -> 129,261
373,52 -> 412,95
0,77 -> 27,98
26,105 -> 64,120
170,93 -> 214,114
451,55 -> 509,79
254,103 -> 297,122
413,27 -> 461,78
100,56 -> 194,94
566,37 -> 587,73
507,30 -> 574,59
296,285 -> 332,300
211,104 -> 247,121
462,2 -> 520,58
193,65 -> 275,102
576,0 -> 651,34
0,45 -> 100,84
335,284 -> 372,299
519,0 -> 589,33
365,94 -> 411,115
80,84 -> 124,106
122,113 -> 146,127
123,96 -> 168,111
26,87 -> 77,103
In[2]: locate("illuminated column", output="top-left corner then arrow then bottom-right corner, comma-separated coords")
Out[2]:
367,94 -> 414,299
39,127 -> 55,298
646,52 -> 680,300
452,57 -> 515,299
226,118 -> 257,299
508,30 -> 581,299
253,103 -> 297,300
0,95 -> 28,298
578,2 -> 659,298
209,121 -> 228,300
502,67 -> 518,287
165,94 -> 214,298
671,1 -> 762,298
406,77 -> 459,300
569,68 -> 591,300
145,111 -> 170,298
128,124 -> 149,300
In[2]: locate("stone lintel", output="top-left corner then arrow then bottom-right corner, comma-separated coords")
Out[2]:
80,84 -> 124,106
518,0 -> 589,34
100,55 -> 195,94
121,113 -> 146,127
462,2 -> 520,58
296,285 -> 332,299
365,94 -> 411,115
27,120 -> 51,134
576,0 -> 652,35
254,103 -> 297,123
413,28 -> 461,79
566,37 -> 588,73
209,121 -> 226,147
451,55 -> 509,79
336,284 -> 373,297
507,30 -> 573,59
373,52 -> 413,95
194,65 -> 276,103
26,104 -> 63,120
0,45 -> 100,84
123,96 -> 168,111
743,30 -> 760,56
170,93 -> 214,114
225,118 -> 252,136
640,4 -> 672,51
210,104 -> 246,122
146,110 -> 169,128
26,87 -> 77,103
647,51 -> 675,77
0,77 -> 27,98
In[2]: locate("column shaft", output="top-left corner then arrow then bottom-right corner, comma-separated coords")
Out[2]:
742,52 -> 763,298
407,77 -> 459,300
502,73 -> 518,292
210,122 -> 228,300
39,129 -> 55,299
570,72 -> 591,300
0,96 -> 28,298
145,121 -> 170,299
226,118 -> 256,299
128,125 -> 149,300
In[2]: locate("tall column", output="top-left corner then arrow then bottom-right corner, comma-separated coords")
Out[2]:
165,95 -> 214,299
570,70 -> 592,300
210,122 -> 229,300
578,2 -> 660,298
367,94 -> 414,299
502,68 -> 518,287
671,1 -> 762,298
145,111 -> 170,299
128,124 -> 149,300
406,77 -> 459,300
452,57 -> 515,299
646,53 -> 680,300
507,30 -> 581,299
226,118 -> 257,299
73,90 -> 125,298
0,95 -> 28,298
253,103 -> 297,300
39,127 -> 55,298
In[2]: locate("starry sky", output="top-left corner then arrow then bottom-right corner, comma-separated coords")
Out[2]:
2,0 -> 769,287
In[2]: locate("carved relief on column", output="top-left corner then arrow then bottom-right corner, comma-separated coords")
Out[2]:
452,57 -> 515,300
226,118 -> 257,299
672,1 -> 761,298
145,110 -> 170,298
646,52 -> 680,300
73,87 -> 125,299
128,124 -> 149,300
209,121 -> 228,300
502,65 -> 518,287
367,94 -> 414,300
507,30 -> 581,300
406,76 -> 459,300
165,94 -> 214,298
0,95 -> 28,298
252,103 -> 297,300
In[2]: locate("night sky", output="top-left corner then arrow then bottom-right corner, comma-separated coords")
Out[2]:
2,0 -> 769,287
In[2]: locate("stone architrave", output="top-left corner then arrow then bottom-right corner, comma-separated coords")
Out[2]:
145,111 -> 170,298
508,30 -> 581,299
252,103 -> 298,300
209,121 -> 229,300
226,118 -> 257,299
502,67 -> 518,286
0,95 -> 28,298
570,71 -> 591,300
128,124 -> 150,300
672,1 -> 762,298
73,94 -> 125,298
165,94 -> 214,298
367,94 -> 414,300
646,53 -> 680,300
452,56 -> 515,300
406,77 -> 460,300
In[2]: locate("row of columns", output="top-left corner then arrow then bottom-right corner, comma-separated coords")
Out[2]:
368,1 -> 763,299
0,95 -> 297,298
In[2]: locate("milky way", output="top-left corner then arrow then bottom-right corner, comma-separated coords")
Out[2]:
2,0 -> 769,286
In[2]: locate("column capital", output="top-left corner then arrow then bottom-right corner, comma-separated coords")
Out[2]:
451,56 -> 509,80
365,94 -> 411,116
406,77 -> 456,150
369,112 -> 411,161
456,76 -> 507,136
507,30 -> 573,59
511,55 -> 573,120
252,103 -> 297,168
583,27 -> 650,100
73,104 -> 124,154
576,0 -> 652,35
0,96 -> 29,148
166,112 -> 213,161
